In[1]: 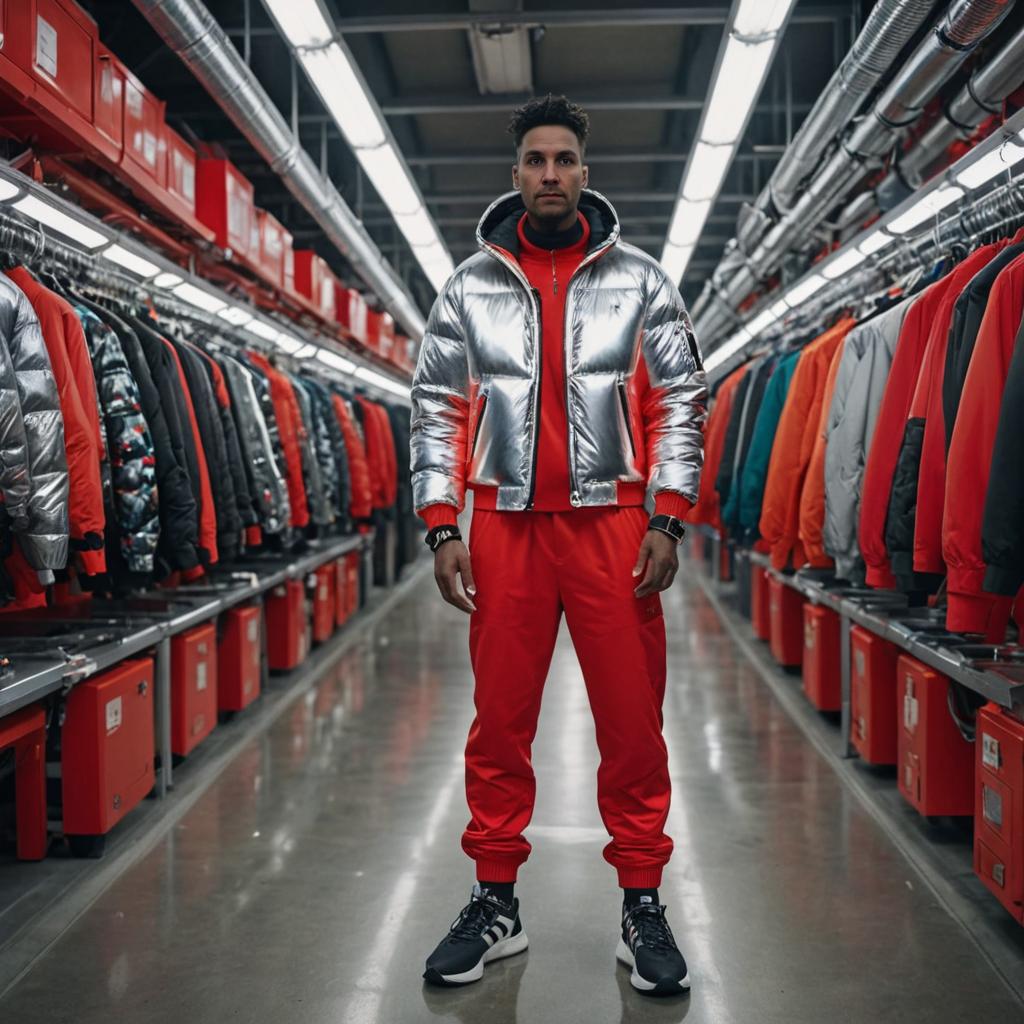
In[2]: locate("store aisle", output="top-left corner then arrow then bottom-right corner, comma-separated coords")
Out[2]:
1,572 -> 1021,1024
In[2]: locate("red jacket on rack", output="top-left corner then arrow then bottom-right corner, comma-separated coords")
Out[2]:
332,393 -> 373,521
859,279 -> 950,589
358,397 -> 395,511
943,252 -> 1024,636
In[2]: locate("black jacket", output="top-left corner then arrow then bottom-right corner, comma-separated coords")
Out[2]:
303,377 -> 352,531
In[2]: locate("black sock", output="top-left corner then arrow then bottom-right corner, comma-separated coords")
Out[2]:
478,880 -> 515,906
623,887 -> 659,911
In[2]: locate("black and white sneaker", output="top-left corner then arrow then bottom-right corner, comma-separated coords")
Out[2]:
423,884 -> 528,986
617,901 -> 690,995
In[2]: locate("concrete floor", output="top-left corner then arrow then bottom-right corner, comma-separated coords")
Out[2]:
1,569 -> 1022,1023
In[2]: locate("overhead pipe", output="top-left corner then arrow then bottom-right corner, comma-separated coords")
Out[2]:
131,0 -> 426,338
697,0 -> 1015,345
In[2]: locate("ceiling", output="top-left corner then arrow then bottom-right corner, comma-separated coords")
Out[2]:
83,0 -> 865,313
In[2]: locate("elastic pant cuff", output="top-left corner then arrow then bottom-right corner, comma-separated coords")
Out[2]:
474,860 -> 520,883
617,867 -> 664,889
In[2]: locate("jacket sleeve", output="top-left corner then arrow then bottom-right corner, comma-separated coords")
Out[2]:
411,273 -> 471,514
982,313 -> 1024,596
639,264 -> 707,504
715,368 -> 752,509
738,358 -> 791,536
1,279 -> 69,573
0,313 -> 31,530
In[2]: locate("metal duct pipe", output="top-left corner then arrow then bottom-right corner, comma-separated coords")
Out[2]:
735,0 -> 935,254
698,0 -> 1015,344
131,0 -> 426,338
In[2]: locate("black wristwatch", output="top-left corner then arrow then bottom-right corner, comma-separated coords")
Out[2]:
648,514 -> 686,544
425,523 -> 462,552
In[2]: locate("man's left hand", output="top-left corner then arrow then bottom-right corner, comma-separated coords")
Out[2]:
633,529 -> 679,597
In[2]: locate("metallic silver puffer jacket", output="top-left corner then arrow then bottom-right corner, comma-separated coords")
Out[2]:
0,274 -> 69,572
411,189 -> 707,512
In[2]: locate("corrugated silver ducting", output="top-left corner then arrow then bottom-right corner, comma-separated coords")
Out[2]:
131,0 -> 426,338
697,0 -> 1015,346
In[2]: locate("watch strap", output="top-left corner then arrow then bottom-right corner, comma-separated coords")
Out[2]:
425,523 -> 462,552
648,514 -> 686,543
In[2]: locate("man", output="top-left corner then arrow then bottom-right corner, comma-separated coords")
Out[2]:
411,95 -> 706,996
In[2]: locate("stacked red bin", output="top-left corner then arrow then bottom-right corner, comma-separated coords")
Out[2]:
265,579 -> 309,672
311,566 -> 337,645
218,605 -> 262,713
897,654 -> 974,816
171,623 -> 218,757
769,576 -> 804,668
850,626 -> 900,764
802,604 -> 841,711
751,565 -> 770,641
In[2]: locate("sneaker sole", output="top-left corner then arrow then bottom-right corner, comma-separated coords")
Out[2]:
423,930 -> 529,987
616,937 -> 691,995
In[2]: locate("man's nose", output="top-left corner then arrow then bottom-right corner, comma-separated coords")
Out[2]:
542,163 -> 559,181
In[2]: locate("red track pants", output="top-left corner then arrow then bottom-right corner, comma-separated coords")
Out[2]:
462,506 -> 673,889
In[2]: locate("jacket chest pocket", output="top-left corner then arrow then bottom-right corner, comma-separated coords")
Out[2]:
617,376 -> 636,458
470,390 -> 488,459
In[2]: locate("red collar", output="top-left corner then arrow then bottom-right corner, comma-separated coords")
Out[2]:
516,211 -> 590,259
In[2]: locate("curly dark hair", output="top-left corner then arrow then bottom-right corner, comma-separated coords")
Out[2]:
507,94 -> 590,155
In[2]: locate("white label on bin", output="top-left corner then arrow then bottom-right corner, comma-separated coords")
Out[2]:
982,734 -> 1001,770
106,697 -> 123,734
903,677 -> 918,732
143,130 -> 158,169
197,662 -> 208,692
36,16 -> 58,79
854,649 -> 865,678
248,620 -> 259,643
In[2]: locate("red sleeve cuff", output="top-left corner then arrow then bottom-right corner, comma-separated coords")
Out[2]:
419,504 -> 460,531
654,492 -> 693,521
77,548 -> 107,576
245,525 -> 263,548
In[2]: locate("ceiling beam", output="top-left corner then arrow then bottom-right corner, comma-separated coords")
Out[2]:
378,96 -> 814,116
404,191 -> 750,204
403,151 -> 765,167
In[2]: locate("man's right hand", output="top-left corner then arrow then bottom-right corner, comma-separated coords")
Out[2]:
434,540 -> 477,614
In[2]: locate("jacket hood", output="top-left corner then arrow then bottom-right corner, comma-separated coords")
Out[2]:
476,187 -> 620,258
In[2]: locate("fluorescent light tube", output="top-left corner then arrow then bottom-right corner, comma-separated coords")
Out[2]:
246,319 -> 282,343
746,309 -> 777,335
858,230 -> 892,256
13,193 -> 108,249
0,177 -> 21,202
701,38 -> 775,145
888,184 -> 964,235
733,0 -> 796,37
154,272 -> 183,288
769,298 -> 789,319
273,333 -> 305,354
217,305 -> 255,326
293,344 -> 317,359
394,207 -> 440,248
660,243 -> 695,282
784,274 -> 826,307
317,348 -> 356,373
173,282 -> 226,313
355,366 -> 411,398
355,144 -> 422,215
667,199 -> 713,247
683,142 -> 734,201
300,43 -> 387,150
822,247 -> 866,280
955,132 -> 1024,189
704,332 -> 750,373
101,244 -> 160,278
262,0 -> 334,48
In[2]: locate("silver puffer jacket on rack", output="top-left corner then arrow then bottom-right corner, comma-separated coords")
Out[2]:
411,189 -> 707,513
0,273 -> 68,574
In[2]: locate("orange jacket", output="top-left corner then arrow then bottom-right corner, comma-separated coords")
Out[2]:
332,393 -> 373,520
760,320 -> 852,570
358,397 -> 396,510
798,330 -> 850,567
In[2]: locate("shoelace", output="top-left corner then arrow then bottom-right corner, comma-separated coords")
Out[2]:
447,896 -> 505,944
626,904 -> 678,953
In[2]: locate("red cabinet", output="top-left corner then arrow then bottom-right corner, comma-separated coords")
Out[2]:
171,623 -> 218,757
311,565 -> 336,645
257,209 -> 290,289
346,551 -> 361,616
850,626 -> 900,765
62,658 -> 154,839
897,654 -> 974,817
265,579 -> 310,672
197,158 -> 255,258
335,558 -> 351,627
163,124 -> 197,217
121,59 -> 165,187
294,251 -> 337,321
974,705 -> 1024,924
336,286 -> 368,345
0,704 -> 48,860
769,575 -> 804,668
218,605 -> 262,713
751,565 -> 770,641
802,604 -> 841,711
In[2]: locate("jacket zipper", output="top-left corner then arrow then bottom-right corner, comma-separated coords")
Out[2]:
617,377 -> 636,458
526,288 -> 543,508
470,391 -> 488,459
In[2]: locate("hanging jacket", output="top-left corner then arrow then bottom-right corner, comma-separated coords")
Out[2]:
246,352 -> 310,529
291,375 -> 333,528
714,360 -> 755,515
5,268 -> 105,575
170,337 -> 240,561
942,229 -> 1024,453
357,396 -> 389,511
0,273 -> 68,575
244,360 -> 293,521
982,312 -> 1024,597
76,305 -> 160,575
858,280 -> 949,590
736,350 -> 800,538
823,298 -> 910,582
798,333 -> 849,568
332,391 -> 373,521
885,246 -> 1002,592
81,302 -> 199,576
219,353 -> 290,536
943,253 -> 1024,634
373,400 -> 399,509
303,377 -> 351,528
301,379 -> 343,524
385,401 -> 415,565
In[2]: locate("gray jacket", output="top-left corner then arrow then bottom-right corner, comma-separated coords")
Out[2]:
0,274 -> 69,574
823,297 -> 912,581
410,189 -> 707,513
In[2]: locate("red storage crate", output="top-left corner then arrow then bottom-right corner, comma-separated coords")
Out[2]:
802,603 -> 841,711
171,623 -> 218,757
197,158 -> 255,258
311,565 -> 336,644
897,654 -> 974,817
974,705 -> 1024,924
366,309 -> 382,354
751,564 -> 770,641
218,605 -> 262,713
93,46 -> 123,152
377,312 -> 396,359
62,658 -> 154,838
294,250 -> 326,307
258,209 -> 289,289
346,551 -> 361,615
0,704 -> 47,860
265,579 -> 309,672
120,59 -> 165,187
319,266 -> 337,322
283,244 -> 295,294
163,124 -> 197,215
850,626 -> 900,764
335,558 -> 351,627
769,575 -> 804,668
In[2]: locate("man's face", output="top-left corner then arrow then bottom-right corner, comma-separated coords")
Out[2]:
512,125 -> 589,228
